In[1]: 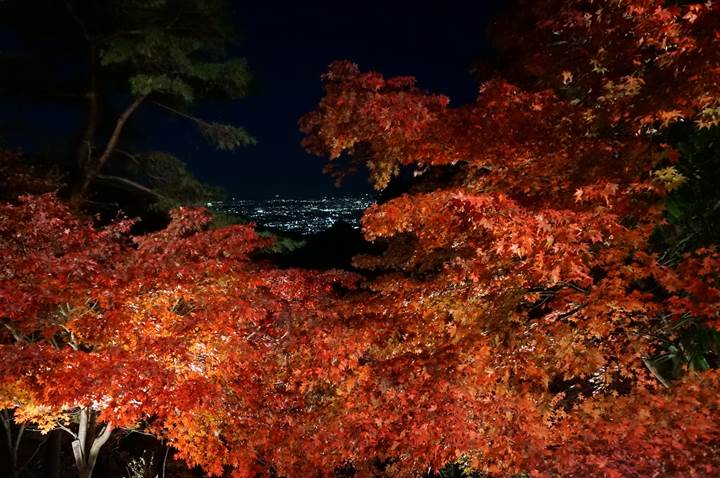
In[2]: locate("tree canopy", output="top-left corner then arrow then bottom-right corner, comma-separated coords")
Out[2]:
2,1 -> 720,477
0,0 -> 254,212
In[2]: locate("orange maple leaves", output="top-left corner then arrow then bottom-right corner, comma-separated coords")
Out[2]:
293,1 -> 720,476
2,1 -> 720,477
0,195 -> 361,476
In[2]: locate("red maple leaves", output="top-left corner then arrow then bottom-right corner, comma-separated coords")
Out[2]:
0,195 -> 361,476
3,1 -> 720,476
293,1 -> 720,475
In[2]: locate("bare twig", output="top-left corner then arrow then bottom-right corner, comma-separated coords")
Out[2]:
152,101 -> 207,126
64,0 -> 91,41
95,174 -> 167,200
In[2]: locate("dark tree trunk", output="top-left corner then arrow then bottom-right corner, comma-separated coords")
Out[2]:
75,42 -> 99,181
45,429 -> 62,478
1,410 -> 18,478
65,1 -> 100,206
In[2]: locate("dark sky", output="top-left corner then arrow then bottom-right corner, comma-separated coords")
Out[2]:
2,0 -> 508,199
159,0 -> 507,198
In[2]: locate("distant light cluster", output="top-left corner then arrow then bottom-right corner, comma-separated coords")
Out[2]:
213,196 -> 374,234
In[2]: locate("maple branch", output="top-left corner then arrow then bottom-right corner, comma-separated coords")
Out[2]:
556,304 -> 586,321
161,444 -> 169,478
86,422 -> 113,473
49,336 -> 61,349
57,323 -> 79,351
76,408 -> 89,465
557,281 -> 590,294
13,422 -> 25,462
659,233 -> 695,266
627,327 -> 673,345
123,428 -> 157,439
95,423 -> 113,450
0,413 -> 44,477
58,424 -> 78,440
1,319 -> 26,343
643,357 -> 671,388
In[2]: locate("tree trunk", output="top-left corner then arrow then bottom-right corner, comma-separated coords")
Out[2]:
1,410 -> 18,478
70,94 -> 148,208
71,408 -> 113,478
0,409 -> 27,478
45,429 -> 62,478
2,410 -> 53,478
75,42 -> 99,179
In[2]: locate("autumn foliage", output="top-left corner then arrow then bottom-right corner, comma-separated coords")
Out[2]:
295,0 -> 720,476
0,194 -> 360,476
2,1 -> 720,477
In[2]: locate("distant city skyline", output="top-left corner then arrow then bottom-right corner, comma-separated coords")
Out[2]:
217,196 -> 374,234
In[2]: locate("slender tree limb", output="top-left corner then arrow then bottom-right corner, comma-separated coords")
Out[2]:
1,410 -> 25,478
161,444 -> 169,478
72,94 -> 148,205
92,94 -> 148,176
643,357 -> 671,388
77,407 -> 88,458
557,281 -> 590,294
1,410 -> 14,467
1,409 -> 9,428
56,324 -> 79,351
113,149 -> 141,165
63,0 -> 91,41
95,174 -> 167,200
13,423 -> 25,462
122,428 -> 158,439
17,433 -> 50,474
152,100 -> 208,126
64,0 -> 100,181
58,424 -> 78,440
86,422 -> 113,474
1,320 -> 26,343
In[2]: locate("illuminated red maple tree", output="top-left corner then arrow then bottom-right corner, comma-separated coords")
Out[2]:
0,195 -> 359,477
2,1 -> 720,477
294,1 -> 720,476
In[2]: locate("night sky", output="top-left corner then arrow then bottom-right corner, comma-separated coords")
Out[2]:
171,0 -> 508,198
2,1 -> 508,199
